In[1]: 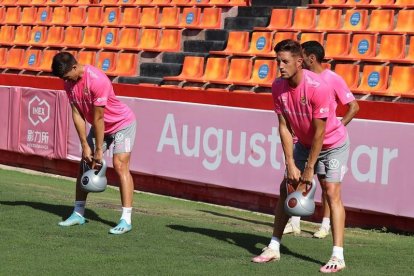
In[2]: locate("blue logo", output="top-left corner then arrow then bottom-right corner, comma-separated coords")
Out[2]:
105,32 -> 114,44
34,31 -> 41,42
368,72 -> 380,87
358,39 -> 369,54
102,59 -> 110,71
28,54 -> 36,66
186,13 -> 194,24
258,64 -> 269,79
41,11 -> 47,22
350,12 -> 361,26
108,11 -> 116,23
123,0 -> 128,2
256,37 -> 266,51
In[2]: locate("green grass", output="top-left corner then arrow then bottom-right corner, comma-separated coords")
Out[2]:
0,168 -> 412,275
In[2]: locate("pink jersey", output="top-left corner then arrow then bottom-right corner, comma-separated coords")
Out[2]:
64,65 -> 136,134
272,69 -> 347,149
320,69 -> 356,110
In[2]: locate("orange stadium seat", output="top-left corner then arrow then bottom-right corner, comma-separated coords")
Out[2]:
237,31 -> 274,57
119,7 -> 140,27
108,28 -> 139,50
45,0 -> 64,6
158,7 -> 179,28
325,33 -> 350,59
0,48 -> 7,67
80,27 -> 102,48
21,49 -> 42,71
383,0 -> 414,8
35,7 -> 52,25
334,63 -> 360,90
3,7 -> 21,25
139,7 -> 159,27
77,51 -> 96,65
20,7 -> 37,25
13,26 -> 31,46
278,8 -> 316,31
48,7 -> 69,26
135,0 -> 153,5
1,0 -> 17,6
66,7 -> 87,26
186,0 -> 210,6
254,9 -> 292,31
196,8 -> 221,29
334,33 -> 377,60
300,32 -> 324,44
308,0 -> 344,8
0,48 -> 25,70
372,66 -> 414,97
164,56 -> 205,81
137,28 -> 159,50
341,9 -> 368,32
179,8 -> 201,28
40,26 -> 65,47
0,7 -> 4,23
364,9 -> 394,34
96,51 -> 117,74
61,26 -> 83,48
390,36 -> 414,64
233,59 -> 277,87
85,7 -> 103,26
16,0 -> 32,5
93,27 -> 119,49
29,26 -> 48,46
151,0 -> 172,5
210,31 -> 249,55
156,29 -> 181,52
314,9 -> 342,32
37,49 -> 59,72
273,31 -> 298,47
210,58 -> 252,85
185,57 -> 228,83
111,52 -> 138,76
209,0 -> 229,5
0,26 -> 15,45
353,65 -> 389,94
102,7 -> 121,26
99,0 -> 120,6
363,35 -> 405,62
119,0 -> 138,6
356,0 -> 394,8
386,10 -> 414,35
32,0 -> 47,5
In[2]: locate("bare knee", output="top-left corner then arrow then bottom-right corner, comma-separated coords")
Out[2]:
325,183 -> 341,203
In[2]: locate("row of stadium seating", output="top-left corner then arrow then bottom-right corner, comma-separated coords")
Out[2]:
0,6 -> 223,29
0,0 -> 248,6
258,8 -> 413,34
309,0 -> 414,9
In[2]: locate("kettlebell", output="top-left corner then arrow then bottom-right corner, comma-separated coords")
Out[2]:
80,159 -> 107,193
284,179 -> 317,217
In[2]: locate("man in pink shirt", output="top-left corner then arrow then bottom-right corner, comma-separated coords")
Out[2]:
284,41 -> 359,239
52,52 -> 136,235
252,40 -> 349,273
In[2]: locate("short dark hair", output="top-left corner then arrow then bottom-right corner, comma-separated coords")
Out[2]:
274,39 -> 302,57
51,52 -> 77,78
301,41 -> 325,63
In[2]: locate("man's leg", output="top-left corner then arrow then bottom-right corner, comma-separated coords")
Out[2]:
313,176 -> 331,238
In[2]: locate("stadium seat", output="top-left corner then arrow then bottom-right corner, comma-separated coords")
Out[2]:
0,7 -> 4,23
3,7 -> 21,25
334,63 -> 360,90
313,9 -> 342,32
80,27 -> 102,48
21,49 -> 42,71
186,0 -> 210,6
254,9 -> 293,31
210,58 -> 252,85
236,32 -> 274,57
356,0 -> 394,8
107,28 -> 140,51
233,59 -> 277,87
363,35 -> 405,62
309,0 -> 370,8
48,7 -> 69,26
164,56 -> 205,81
61,26 -> 83,48
156,29 -> 181,52
137,28 -> 159,50
32,0 -> 47,5
67,7 -> 87,26
353,65 -> 389,94
85,7 -> 103,26
119,0 -> 139,6
119,8 -> 140,27
0,48 -> 25,70
390,36 -> 414,64
37,49 -> 58,72
0,48 -> 7,67
324,33 -> 351,59
196,8 -> 221,29
98,0 -> 120,6
40,26 -> 65,47
210,31 -> 249,55
273,31 -> 298,47
20,7 -> 37,25
363,9 -> 394,34
151,0 -> 172,5
96,51 -> 117,74
382,0 -> 414,8
277,8 -> 316,32
135,0 -> 153,5
139,7 -> 159,27
29,26 -> 48,46
334,34 -> 377,60
13,26 -> 32,46
35,7 -> 52,25
385,10 -> 414,35
102,7 -> 121,26
169,0 -> 191,5
341,9 -> 368,32
111,52 -> 138,76
179,7 -> 201,28
93,27 -> 120,49
185,57 -> 228,83
16,0 -> 32,5
45,0 -> 64,6
77,51 -> 96,65
1,0 -> 17,6
158,7 -> 179,28
300,32 -> 324,44
372,66 -> 414,97
0,26 -> 15,45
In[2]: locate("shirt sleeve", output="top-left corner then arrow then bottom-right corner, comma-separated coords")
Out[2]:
332,74 -> 356,105
311,83 -> 331,119
88,72 -> 111,107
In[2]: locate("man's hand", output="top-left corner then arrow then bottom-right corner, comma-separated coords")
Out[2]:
286,163 -> 301,184
82,144 -> 93,163
300,165 -> 314,184
92,148 -> 103,169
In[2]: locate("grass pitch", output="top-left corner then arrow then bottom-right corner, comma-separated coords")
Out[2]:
0,167 -> 412,275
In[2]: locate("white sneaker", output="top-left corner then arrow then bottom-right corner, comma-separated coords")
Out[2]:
313,227 -> 330,239
283,221 -> 301,235
320,257 -> 346,273
252,247 -> 280,263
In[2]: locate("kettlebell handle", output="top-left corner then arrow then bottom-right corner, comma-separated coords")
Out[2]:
286,179 -> 316,197
96,159 -> 107,177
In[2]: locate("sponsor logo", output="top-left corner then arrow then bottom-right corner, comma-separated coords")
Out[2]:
328,159 -> 340,169
28,96 -> 50,126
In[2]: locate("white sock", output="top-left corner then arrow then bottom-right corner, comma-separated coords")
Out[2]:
74,201 -> 86,217
291,216 -> 301,227
332,246 -> 344,260
321,217 -> 331,230
268,236 -> 281,251
120,207 -> 132,225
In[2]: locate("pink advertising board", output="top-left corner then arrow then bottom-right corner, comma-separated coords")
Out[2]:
0,87 -> 11,150
66,97 -> 414,219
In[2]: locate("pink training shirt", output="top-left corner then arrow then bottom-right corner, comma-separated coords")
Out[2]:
272,69 -> 347,149
64,65 -> 136,134
320,69 -> 356,109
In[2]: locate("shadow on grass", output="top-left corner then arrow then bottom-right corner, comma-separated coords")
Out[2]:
0,200 -> 116,227
167,224 -> 324,265
198,210 -> 274,227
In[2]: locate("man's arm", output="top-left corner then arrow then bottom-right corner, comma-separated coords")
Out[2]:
278,114 -> 301,183
301,117 -> 326,184
92,105 -> 105,165
341,100 -> 359,126
71,104 -> 92,162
